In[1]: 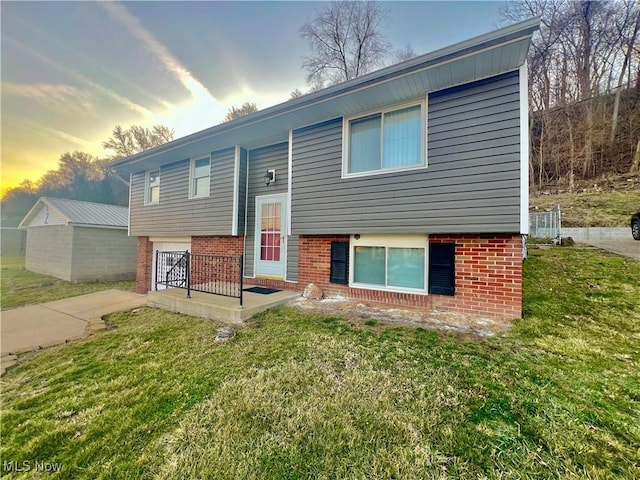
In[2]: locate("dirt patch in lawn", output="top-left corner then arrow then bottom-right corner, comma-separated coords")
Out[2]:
288,297 -> 512,337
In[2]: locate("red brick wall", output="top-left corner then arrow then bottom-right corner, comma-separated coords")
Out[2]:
429,234 -> 523,320
136,233 -> 523,320
295,234 -> 523,321
190,236 -> 244,286
191,236 -> 244,256
298,235 -> 350,291
136,236 -> 153,294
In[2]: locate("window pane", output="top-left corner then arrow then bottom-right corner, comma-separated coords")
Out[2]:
150,185 -> 159,203
350,114 -> 381,173
387,247 -> 425,289
260,234 -> 281,261
194,177 -> 209,197
354,246 -> 385,285
272,204 -> 281,230
383,105 -> 421,168
149,171 -> 159,186
194,158 -> 210,178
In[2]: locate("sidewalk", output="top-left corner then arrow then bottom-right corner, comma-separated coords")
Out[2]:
1,290 -> 147,375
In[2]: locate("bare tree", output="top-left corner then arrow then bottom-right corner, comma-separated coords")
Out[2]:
300,1 -> 391,87
393,43 -> 416,62
103,124 -> 174,158
290,88 -> 305,99
500,0 -> 640,188
610,0 -> 640,144
221,102 -> 259,123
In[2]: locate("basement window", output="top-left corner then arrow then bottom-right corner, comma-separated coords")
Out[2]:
350,234 -> 427,293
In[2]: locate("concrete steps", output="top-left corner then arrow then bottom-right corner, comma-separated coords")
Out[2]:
147,288 -> 300,324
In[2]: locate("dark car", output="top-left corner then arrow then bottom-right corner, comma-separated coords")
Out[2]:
632,210 -> 640,240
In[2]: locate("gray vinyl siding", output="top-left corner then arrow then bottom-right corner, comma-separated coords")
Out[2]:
286,235 -> 299,282
243,142 -> 299,280
130,147 -> 236,237
291,70 -> 522,234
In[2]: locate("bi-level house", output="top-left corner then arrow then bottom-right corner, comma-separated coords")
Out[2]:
112,19 -> 539,321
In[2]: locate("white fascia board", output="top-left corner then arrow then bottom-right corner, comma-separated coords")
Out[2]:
519,62 -> 529,235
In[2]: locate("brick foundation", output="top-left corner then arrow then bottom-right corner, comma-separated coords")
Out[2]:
429,234 -> 522,320
295,234 -> 522,321
135,233 -> 523,320
135,237 -> 154,294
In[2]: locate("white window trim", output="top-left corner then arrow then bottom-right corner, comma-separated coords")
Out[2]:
342,97 -> 428,179
349,234 -> 429,295
144,169 -> 160,205
189,154 -> 211,199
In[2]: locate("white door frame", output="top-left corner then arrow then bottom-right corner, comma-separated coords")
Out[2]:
254,193 -> 287,279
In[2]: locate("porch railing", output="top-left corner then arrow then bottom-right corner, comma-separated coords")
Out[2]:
155,251 -> 243,306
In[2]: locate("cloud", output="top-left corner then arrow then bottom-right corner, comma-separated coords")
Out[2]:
2,82 -> 94,111
38,126 -> 97,151
99,2 -> 212,99
99,1 -> 226,134
9,117 -> 98,152
4,36 -> 157,120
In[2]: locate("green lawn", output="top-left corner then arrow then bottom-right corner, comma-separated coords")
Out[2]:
1,257 -> 135,309
1,247 -> 639,479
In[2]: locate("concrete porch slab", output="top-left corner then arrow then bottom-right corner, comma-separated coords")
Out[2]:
147,288 -> 300,324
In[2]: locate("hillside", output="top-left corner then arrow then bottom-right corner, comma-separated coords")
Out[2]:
530,175 -> 640,227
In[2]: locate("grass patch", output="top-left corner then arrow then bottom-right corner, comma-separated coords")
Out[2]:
1,247 -> 639,478
530,189 -> 640,227
1,256 -> 135,309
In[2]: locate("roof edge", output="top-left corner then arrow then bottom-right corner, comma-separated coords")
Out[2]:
18,197 -> 67,228
111,17 -> 541,170
18,196 -> 129,229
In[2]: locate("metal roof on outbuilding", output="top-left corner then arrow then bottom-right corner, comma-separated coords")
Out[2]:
19,197 -> 129,229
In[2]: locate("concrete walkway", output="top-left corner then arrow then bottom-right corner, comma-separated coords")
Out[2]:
1,290 -> 147,375
579,239 -> 640,260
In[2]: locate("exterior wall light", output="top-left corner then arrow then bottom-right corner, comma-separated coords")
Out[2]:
264,169 -> 276,186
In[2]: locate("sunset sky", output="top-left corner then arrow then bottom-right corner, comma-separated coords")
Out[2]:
1,1 -> 504,195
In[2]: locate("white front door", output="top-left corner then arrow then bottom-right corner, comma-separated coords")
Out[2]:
255,195 -> 287,278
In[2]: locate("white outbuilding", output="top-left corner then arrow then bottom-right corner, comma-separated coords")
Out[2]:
19,197 -> 137,282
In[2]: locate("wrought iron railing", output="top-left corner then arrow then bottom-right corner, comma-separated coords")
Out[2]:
155,251 -> 243,306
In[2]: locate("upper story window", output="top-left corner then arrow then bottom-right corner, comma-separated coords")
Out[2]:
145,170 -> 160,204
343,100 -> 426,177
190,156 -> 211,198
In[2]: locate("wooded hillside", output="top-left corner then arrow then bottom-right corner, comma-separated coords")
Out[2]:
502,0 -> 640,192
530,86 -> 640,192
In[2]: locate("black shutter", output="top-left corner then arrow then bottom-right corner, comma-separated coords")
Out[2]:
429,243 -> 455,295
330,242 -> 349,284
